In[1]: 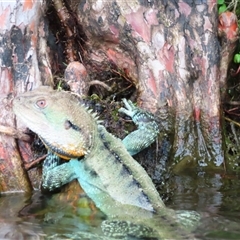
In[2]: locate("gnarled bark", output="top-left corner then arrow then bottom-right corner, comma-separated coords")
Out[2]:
0,1 -> 50,192
0,0 -> 238,192
67,1 -> 226,171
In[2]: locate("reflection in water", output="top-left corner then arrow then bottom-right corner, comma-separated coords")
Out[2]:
0,192 -> 107,239
0,221 -> 44,240
0,172 -> 240,239
168,171 -> 240,239
0,193 -> 45,239
170,172 -> 224,214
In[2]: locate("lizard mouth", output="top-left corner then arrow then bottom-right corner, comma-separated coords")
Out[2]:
40,137 -> 82,160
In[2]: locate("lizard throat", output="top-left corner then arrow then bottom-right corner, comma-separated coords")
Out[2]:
40,136 -> 85,160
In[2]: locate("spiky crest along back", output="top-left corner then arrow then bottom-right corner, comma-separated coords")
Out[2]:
13,87 -> 100,159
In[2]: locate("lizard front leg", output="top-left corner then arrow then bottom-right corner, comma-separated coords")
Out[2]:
42,152 -> 78,191
119,99 -> 159,155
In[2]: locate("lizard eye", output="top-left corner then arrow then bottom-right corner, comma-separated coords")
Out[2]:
36,99 -> 47,109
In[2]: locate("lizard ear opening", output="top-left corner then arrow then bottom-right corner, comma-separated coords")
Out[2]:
36,99 -> 47,109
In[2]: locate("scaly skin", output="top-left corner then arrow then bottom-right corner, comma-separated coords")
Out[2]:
119,98 -> 160,156
13,87 -> 198,239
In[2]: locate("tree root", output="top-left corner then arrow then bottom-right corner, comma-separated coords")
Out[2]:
225,116 -> 240,128
89,80 -> 112,91
24,154 -> 48,171
0,125 -> 31,142
0,125 -> 47,170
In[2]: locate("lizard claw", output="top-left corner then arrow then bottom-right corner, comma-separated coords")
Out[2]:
118,99 -> 138,118
118,99 -> 159,156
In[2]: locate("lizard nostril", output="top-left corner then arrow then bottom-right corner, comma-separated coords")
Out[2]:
16,96 -> 22,102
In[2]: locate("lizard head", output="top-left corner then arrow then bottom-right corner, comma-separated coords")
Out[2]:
13,87 -> 96,160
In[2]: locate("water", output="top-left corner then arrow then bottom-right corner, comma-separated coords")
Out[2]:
168,171 -> 240,239
1,171 -> 240,239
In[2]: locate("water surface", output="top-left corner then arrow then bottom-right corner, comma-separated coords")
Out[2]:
1,171 -> 240,239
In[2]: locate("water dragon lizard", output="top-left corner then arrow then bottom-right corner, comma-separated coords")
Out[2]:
13,86 -> 199,239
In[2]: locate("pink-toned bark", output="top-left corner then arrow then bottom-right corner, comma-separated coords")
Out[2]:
0,1 -> 237,192
73,1 -> 229,170
0,1 -> 50,192
218,11 -> 239,97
